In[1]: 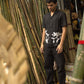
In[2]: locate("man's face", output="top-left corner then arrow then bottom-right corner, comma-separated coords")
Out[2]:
47,2 -> 57,12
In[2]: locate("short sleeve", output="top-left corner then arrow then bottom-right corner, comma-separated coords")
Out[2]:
60,12 -> 67,27
42,15 -> 46,28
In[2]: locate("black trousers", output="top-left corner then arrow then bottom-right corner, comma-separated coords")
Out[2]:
43,44 -> 65,84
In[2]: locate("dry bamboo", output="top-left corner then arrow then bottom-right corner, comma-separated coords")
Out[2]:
64,10 -> 76,63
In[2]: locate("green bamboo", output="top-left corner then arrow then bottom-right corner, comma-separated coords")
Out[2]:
18,3 -> 46,83
71,13 -> 84,84
17,7 -> 40,84
0,0 -> 47,83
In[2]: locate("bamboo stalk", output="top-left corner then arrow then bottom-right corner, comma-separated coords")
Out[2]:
17,7 -> 40,84
9,0 -> 38,82
24,0 -> 41,45
17,0 -> 45,78
71,13 -> 84,84
64,10 -> 76,63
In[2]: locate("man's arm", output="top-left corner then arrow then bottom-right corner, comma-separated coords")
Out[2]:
40,28 -> 45,53
56,27 -> 67,53
60,27 -> 67,46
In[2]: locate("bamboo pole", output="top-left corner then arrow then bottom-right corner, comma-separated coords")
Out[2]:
16,0 -> 45,77
64,10 -> 76,63
16,0 -> 46,82
71,13 -> 84,84
17,6 -> 40,83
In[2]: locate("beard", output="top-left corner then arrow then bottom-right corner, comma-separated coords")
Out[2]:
49,7 -> 56,12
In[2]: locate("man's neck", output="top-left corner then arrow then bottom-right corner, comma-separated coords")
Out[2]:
50,12 -> 54,16
50,8 -> 56,16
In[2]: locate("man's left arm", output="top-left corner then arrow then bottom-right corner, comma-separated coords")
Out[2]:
56,27 -> 67,54
60,27 -> 67,46
56,12 -> 67,54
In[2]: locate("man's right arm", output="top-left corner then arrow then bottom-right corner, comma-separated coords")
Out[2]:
40,28 -> 45,53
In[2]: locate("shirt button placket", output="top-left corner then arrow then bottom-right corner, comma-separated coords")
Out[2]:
50,18 -> 52,27
49,18 -> 53,44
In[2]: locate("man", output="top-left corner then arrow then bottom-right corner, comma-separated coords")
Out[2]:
40,0 -> 67,84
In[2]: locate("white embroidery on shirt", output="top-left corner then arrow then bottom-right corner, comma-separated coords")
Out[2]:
45,30 -> 50,43
51,32 -> 62,43
45,30 -> 62,44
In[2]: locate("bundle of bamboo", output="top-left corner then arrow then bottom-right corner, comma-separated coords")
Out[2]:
0,0 -> 47,83
64,10 -> 76,63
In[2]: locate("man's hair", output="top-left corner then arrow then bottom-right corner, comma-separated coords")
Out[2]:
46,0 -> 57,3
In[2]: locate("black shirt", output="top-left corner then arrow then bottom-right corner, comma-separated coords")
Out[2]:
43,9 -> 67,46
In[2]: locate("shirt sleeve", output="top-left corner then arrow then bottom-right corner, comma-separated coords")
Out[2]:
42,15 -> 46,28
60,12 -> 67,27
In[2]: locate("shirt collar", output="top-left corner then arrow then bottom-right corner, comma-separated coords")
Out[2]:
49,8 -> 59,17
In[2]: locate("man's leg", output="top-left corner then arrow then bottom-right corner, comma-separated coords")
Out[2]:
52,47 -> 66,84
43,46 -> 54,84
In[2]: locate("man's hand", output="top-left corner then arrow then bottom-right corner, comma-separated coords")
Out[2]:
56,27 -> 66,54
56,44 -> 63,54
40,44 -> 44,53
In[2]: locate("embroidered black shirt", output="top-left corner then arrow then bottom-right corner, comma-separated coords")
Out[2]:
42,9 -> 67,46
